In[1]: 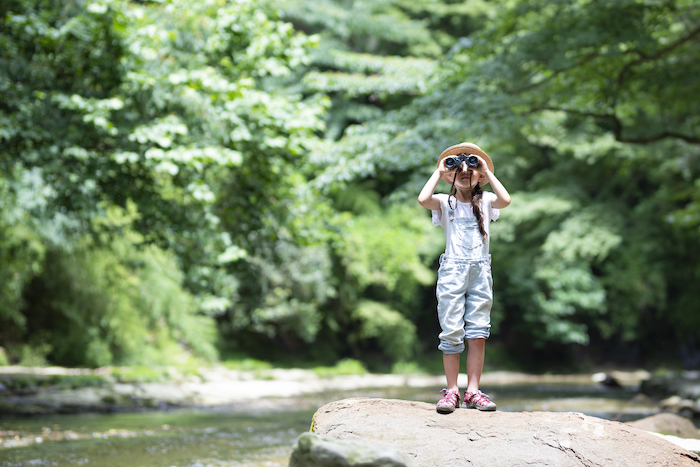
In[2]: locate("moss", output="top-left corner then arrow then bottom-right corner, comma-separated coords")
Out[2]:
0,347 -> 9,366
0,400 -> 53,416
0,373 -> 109,393
221,358 -> 273,372
110,366 -> 168,383
390,361 -> 426,376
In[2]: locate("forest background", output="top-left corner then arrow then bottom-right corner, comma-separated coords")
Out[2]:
1,0 -> 699,374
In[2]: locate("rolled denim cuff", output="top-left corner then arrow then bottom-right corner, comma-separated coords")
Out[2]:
465,328 -> 491,340
438,341 -> 465,354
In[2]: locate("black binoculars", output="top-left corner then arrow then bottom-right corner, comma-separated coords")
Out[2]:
444,153 -> 480,171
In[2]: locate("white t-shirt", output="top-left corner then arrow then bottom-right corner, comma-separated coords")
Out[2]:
432,192 -> 499,223
431,192 -> 500,253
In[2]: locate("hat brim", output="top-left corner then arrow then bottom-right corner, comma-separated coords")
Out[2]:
437,142 -> 494,186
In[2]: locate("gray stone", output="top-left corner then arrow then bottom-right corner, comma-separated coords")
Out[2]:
312,398 -> 700,467
659,395 -> 700,417
289,432 -> 415,467
641,375 -> 700,399
628,413 -> 700,439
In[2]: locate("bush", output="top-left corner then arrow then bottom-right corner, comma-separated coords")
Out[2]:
391,361 -> 425,375
110,366 -> 168,384
313,358 -> 368,378
21,204 -> 219,367
222,358 -> 273,372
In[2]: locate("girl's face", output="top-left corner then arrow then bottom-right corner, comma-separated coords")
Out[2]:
442,166 -> 484,190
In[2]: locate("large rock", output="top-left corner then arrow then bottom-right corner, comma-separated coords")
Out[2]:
312,398 -> 700,467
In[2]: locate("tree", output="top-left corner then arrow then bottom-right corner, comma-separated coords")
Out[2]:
0,0 -> 331,365
313,0 -> 700,366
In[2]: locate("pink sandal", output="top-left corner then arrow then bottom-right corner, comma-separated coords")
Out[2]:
464,390 -> 497,411
436,388 -> 460,413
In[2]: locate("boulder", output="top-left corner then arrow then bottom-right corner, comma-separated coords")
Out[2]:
288,432 -> 415,467
312,398 -> 700,467
640,373 -> 700,399
628,413 -> 700,439
659,395 -> 700,418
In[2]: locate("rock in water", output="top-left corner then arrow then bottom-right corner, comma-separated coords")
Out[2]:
311,398 -> 700,467
288,432 -> 415,467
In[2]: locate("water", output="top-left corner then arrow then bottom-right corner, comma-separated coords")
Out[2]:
0,408 -> 313,467
0,382 -> 662,467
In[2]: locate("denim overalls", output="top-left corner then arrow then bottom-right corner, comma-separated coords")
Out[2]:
433,194 -> 496,354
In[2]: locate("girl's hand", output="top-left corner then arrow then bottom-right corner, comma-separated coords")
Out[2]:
473,155 -> 491,175
437,158 -> 455,176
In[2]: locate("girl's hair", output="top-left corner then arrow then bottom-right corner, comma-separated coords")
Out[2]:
471,184 -> 488,245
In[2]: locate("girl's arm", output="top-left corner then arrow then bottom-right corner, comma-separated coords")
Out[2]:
474,156 -> 511,209
483,169 -> 511,209
418,166 -> 448,210
418,159 -> 457,211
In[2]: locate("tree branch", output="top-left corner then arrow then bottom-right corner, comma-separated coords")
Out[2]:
510,52 -> 600,94
617,25 -> 700,87
532,106 -> 700,144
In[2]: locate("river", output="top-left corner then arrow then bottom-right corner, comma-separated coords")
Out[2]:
0,379 -> 665,467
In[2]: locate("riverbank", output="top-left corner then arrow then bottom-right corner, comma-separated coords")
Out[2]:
0,365 -> 652,416
3,365 -> 700,465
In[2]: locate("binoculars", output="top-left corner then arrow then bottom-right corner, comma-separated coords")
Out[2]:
444,153 -> 480,171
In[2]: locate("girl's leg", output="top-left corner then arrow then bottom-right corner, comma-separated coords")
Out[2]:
465,338 -> 485,393
437,352 -> 462,413
443,352 -> 460,391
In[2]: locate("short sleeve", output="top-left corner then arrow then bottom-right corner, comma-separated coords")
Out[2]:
486,192 -> 500,221
430,193 -> 448,227
431,209 -> 442,226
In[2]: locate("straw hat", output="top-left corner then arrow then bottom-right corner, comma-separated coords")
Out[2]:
437,142 -> 494,186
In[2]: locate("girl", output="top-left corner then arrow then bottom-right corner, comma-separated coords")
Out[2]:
418,142 -> 511,413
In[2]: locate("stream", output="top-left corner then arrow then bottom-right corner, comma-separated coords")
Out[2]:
0,381 -> 664,467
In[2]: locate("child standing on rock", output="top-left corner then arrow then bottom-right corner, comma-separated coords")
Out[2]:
418,142 -> 511,413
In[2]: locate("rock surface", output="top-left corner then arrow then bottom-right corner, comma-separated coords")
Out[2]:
288,432 -> 415,467
647,433 -> 700,456
312,398 -> 700,467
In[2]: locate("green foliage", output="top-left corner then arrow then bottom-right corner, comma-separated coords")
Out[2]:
280,0 -> 436,56
312,0 -> 700,362
278,0 -> 466,139
351,301 -> 417,361
390,361 -> 425,375
1,0 -> 329,367
221,358 -> 273,372
226,232 -> 336,349
0,373 -> 109,392
313,358 -> 367,378
2,0 -> 699,371
16,344 -> 53,367
316,201 -> 442,362
110,366 -> 169,384
475,0 -> 700,145
339,203 -> 440,305
0,170 -> 46,339
304,52 -> 436,99
22,204 -> 218,367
